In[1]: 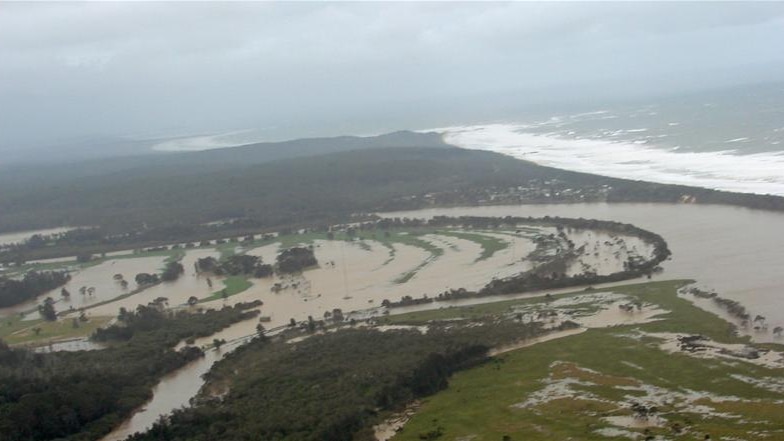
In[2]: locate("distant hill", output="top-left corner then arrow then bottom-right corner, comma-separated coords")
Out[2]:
1,130 -> 783,240
0,130 -> 447,193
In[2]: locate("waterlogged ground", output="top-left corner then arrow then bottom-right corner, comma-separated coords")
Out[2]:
384,280 -> 784,441
182,227 -> 651,345
1,224 -> 652,348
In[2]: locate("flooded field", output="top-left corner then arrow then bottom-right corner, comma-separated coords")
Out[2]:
91,249 -> 218,317
9,203 -> 780,439
191,227 -> 650,342
88,221 -> 657,438
0,255 -> 167,319
382,203 -> 784,342
387,280 -> 784,441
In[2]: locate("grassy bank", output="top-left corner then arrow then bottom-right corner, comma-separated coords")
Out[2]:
391,280 -> 784,440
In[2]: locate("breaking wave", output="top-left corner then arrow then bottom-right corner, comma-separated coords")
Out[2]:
437,123 -> 784,196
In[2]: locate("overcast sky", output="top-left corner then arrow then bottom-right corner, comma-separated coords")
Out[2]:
2,1 -> 784,159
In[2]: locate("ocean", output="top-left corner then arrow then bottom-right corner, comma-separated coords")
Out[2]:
434,82 -> 784,196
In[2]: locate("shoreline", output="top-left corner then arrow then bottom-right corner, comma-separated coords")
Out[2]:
437,124 -> 784,197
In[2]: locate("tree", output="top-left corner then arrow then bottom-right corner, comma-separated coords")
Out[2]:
773,326 -> 783,337
187,296 -> 199,306
213,338 -> 226,350
38,297 -> 57,321
277,247 -> 318,274
161,261 -> 185,282
118,307 -> 129,322
221,289 -> 228,301
60,288 -> 71,299
331,308 -> 344,323
135,273 -> 159,286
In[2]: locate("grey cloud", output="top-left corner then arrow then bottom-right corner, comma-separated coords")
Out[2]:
1,2 -> 783,158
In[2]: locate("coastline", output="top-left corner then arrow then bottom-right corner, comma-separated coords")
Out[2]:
435,124 -> 784,197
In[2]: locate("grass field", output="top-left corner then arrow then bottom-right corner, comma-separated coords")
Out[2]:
199,275 -> 254,303
390,280 -> 784,440
438,230 -> 510,261
1,314 -> 112,345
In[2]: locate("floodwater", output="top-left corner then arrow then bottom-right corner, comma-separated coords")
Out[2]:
94,202 -> 784,438
187,227 -> 635,344
0,255 -> 166,319
91,249 -> 218,317
101,344 -> 234,441
382,203 -> 784,342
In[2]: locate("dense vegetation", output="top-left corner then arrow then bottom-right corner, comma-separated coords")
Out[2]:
0,270 -> 71,307
196,255 -> 273,278
93,301 -> 261,343
127,321 -> 557,441
276,246 -> 318,274
2,133 -> 783,263
160,261 -> 185,282
0,303 -> 259,441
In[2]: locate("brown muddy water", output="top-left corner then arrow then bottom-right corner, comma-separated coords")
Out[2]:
383,203 -> 784,341
92,203 -> 784,439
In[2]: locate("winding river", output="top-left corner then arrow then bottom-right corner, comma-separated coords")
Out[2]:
101,202 -> 784,440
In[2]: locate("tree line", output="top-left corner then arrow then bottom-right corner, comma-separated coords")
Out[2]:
2,145 -> 781,264
0,270 -> 71,308
127,321 -> 548,441
0,302 -> 260,441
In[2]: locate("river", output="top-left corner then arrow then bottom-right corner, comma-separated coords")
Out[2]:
101,202 -> 784,439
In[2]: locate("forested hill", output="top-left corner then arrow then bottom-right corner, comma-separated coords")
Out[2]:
1,131 -> 783,240
0,146 -> 531,233
0,130 -> 446,197
0,131 -> 442,231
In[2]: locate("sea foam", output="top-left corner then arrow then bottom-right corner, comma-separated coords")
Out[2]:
435,123 -> 784,196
